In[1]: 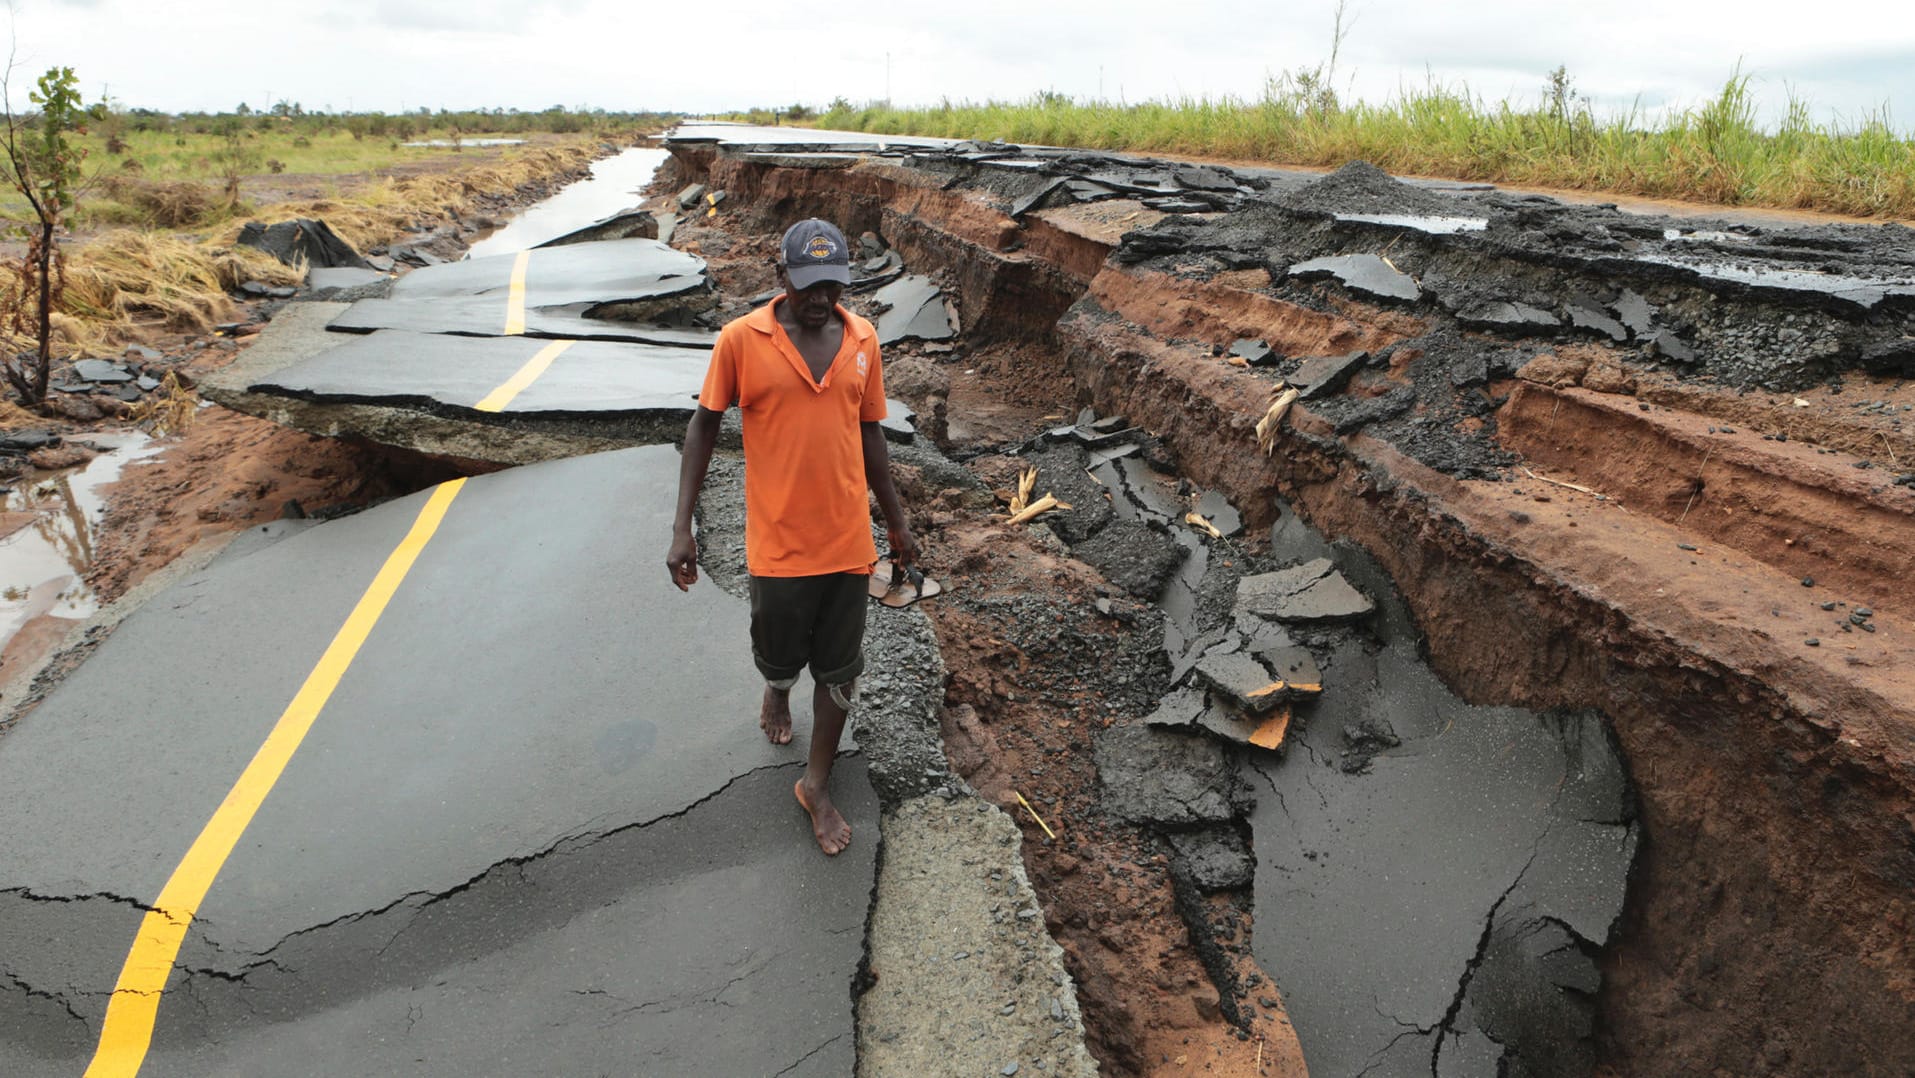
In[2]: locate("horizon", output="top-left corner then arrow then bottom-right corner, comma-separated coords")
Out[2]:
8,0 -> 1913,136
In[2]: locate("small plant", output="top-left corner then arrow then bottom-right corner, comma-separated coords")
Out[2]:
267,158 -> 285,173
0,64 -> 105,405
211,116 -> 259,206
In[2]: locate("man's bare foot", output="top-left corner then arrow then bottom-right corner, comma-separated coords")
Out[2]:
760,687 -> 793,745
794,778 -> 852,856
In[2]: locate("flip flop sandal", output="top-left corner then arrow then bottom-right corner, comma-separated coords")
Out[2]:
879,563 -> 945,608
868,556 -> 896,599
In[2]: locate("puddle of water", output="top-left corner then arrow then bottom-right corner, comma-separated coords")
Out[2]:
1637,254 -> 1915,308
0,432 -> 160,644
1334,213 -> 1487,234
1662,227 -> 1751,243
403,138 -> 525,148
466,148 -> 669,259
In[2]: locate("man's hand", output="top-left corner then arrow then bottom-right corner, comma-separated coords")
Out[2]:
667,530 -> 699,591
887,521 -> 920,568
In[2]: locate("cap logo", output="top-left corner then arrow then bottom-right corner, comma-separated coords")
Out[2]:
805,236 -> 837,261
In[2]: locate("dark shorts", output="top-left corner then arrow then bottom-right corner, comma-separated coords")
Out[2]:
748,572 -> 868,685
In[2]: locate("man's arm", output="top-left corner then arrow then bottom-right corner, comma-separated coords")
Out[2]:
862,421 -> 918,566
667,406 -> 725,590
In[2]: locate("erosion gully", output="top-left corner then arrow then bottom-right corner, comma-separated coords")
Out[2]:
651,136 -> 1915,1077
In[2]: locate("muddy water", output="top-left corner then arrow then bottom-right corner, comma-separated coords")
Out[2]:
465,147 -> 669,258
0,433 -> 159,651
1041,433 -> 1637,1077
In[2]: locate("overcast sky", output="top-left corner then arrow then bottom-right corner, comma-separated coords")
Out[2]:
8,0 -> 1913,132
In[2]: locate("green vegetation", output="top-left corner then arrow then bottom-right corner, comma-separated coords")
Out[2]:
31,103 -> 677,229
0,94 -> 676,376
1,66 -> 106,403
813,71 -> 1915,219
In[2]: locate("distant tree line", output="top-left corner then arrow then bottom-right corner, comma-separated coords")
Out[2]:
108,103 -> 680,142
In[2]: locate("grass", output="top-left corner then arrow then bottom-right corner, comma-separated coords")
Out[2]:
814,74 -> 1915,219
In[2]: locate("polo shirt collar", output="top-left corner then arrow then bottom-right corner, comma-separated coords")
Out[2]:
746,296 -> 874,344
749,296 -> 872,391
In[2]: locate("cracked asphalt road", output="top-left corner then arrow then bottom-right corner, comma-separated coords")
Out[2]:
0,446 -> 876,1076
1245,571 -> 1637,1078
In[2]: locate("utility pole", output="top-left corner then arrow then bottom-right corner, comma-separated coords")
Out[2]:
886,53 -> 892,106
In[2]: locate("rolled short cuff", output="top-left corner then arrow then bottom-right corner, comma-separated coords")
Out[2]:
812,651 -> 864,686
753,651 -> 806,685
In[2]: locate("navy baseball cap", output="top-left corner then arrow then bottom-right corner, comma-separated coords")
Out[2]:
779,219 -> 852,290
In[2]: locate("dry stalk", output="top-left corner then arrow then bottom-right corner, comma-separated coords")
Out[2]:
1256,388 -> 1301,456
1185,511 -> 1223,539
1014,791 -> 1056,839
1520,467 -> 1601,497
1006,493 -> 1070,526
127,371 -> 198,435
1008,466 -> 1037,515
1676,444 -> 1717,526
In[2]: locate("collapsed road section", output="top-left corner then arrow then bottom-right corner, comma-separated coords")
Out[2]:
12,122 -> 1911,1076
203,234 -> 917,466
652,124 -> 1915,1076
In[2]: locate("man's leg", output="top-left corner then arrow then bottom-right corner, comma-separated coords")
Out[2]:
797,678 -> 854,855
749,577 -> 818,746
792,573 -> 867,856
760,677 -> 798,746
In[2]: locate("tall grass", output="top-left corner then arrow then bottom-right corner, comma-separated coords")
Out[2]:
815,74 -> 1915,219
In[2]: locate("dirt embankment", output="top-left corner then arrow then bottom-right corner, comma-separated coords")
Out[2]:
661,142 -> 1915,1076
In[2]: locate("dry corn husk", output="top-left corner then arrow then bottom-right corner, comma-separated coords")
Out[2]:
1256,388 -> 1301,456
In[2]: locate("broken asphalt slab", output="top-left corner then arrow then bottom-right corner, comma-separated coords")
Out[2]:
1287,253 -> 1421,303
203,308 -> 916,465
873,274 -> 958,344
329,237 -> 711,339
1236,558 -> 1375,623
251,329 -> 720,415
859,796 -> 1098,1078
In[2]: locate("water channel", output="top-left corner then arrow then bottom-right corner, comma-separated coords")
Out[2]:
466,147 -> 669,259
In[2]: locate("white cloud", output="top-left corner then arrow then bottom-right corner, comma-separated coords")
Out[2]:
2,0 -> 1909,130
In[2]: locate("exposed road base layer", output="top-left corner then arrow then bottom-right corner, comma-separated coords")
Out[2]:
660,129 -> 1915,1076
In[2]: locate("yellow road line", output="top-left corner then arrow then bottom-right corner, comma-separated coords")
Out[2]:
503,249 -> 531,335
84,478 -> 469,1078
474,339 -> 573,413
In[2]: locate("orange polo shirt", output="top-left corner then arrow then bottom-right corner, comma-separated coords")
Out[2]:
699,298 -> 888,577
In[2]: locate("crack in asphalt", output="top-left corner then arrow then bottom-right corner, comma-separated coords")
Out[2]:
773,1032 -> 844,1077
1428,846 -> 1542,1076
0,886 -> 191,922
202,759 -> 811,977
1,969 -> 89,1030
590,947 -> 786,1028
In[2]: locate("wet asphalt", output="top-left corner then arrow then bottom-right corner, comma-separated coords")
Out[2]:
0,447 -> 874,1076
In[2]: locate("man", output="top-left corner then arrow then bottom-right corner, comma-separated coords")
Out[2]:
666,218 -> 916,856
